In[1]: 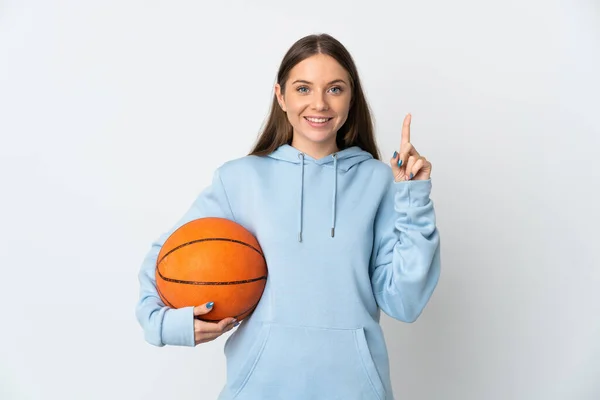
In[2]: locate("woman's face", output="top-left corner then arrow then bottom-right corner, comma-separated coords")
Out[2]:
275,54 -> 352,154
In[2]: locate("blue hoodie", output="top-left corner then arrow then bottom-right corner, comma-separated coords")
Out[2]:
136,144 -> 441,400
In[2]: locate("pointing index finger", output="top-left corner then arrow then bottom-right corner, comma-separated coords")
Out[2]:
401,113 -> 411,148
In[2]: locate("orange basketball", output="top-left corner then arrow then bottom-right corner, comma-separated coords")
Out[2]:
155,217 -> 267,322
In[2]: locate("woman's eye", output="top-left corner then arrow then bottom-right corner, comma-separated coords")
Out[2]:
297,86 -> 309,93
329,86 -> 342,94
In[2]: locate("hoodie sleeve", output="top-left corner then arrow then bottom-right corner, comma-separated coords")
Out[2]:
135,168 -> 235,347
369,178 -> 441,323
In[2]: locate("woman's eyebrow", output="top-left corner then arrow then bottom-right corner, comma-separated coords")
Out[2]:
291,79 -> 347,85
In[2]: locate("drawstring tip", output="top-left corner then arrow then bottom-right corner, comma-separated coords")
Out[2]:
331,227 -> 335,238
298,232 -> 302,242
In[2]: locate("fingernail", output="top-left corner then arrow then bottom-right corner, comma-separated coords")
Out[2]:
206,302 -> 214,309
393,151 -> 398,158
409,173 -> 414,179
398,160 -> 402,167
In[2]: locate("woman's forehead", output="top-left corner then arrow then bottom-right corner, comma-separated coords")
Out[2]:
288,54 -> 349,83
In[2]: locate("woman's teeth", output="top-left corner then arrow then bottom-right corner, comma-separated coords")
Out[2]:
305,117 -> 331,123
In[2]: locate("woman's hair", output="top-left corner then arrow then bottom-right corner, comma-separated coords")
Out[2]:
248,33 -> 380,160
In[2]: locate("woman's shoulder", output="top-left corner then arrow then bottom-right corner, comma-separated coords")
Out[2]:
360,158 -> 394,180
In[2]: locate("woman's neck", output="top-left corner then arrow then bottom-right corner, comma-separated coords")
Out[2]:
290,137 -> 339,160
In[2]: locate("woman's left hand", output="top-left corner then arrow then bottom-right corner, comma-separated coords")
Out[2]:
390,113 -> 432,182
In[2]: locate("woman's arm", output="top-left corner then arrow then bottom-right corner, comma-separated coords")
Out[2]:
369,178 -> 441,322
135,168 -> 235,346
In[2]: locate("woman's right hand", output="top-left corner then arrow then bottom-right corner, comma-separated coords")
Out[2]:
193,302 -> 238,346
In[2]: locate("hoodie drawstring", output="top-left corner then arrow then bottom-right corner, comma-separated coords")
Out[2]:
331,153 -> 337,238
297,152 -> 338,242
298,153 -> 304,242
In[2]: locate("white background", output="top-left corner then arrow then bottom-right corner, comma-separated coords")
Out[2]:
1,1 -> 598,399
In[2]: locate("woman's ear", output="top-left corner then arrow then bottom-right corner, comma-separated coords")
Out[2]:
274,83 -> 286,112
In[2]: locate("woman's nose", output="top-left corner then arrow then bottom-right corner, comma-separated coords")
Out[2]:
311,91 -> 329,111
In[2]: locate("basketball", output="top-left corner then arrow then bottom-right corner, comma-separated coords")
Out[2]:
155,217 -> 267,322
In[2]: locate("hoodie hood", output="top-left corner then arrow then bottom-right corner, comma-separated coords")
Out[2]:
267,144 -> 374,242
267,144 -> 373,171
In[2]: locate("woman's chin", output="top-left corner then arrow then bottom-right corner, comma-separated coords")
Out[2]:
300,131 -> 336,144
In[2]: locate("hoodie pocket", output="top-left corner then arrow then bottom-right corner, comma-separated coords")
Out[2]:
230,323 -> 386,400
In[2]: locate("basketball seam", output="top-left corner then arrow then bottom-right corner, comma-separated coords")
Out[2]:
156,238 -> 267,285
157,275 -> 264,315
157,272 -> 267,286
157,238 -> 265,265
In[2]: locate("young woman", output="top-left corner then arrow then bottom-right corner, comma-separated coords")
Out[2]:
136,33 -> 441,400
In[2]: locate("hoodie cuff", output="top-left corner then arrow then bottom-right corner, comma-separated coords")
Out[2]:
161,306 -> 195,347
393,179 -> 432,208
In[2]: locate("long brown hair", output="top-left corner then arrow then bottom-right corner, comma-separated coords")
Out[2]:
248,33 -> 381,160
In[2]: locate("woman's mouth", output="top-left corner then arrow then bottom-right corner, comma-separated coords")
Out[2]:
304,116 -> 333,128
